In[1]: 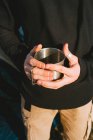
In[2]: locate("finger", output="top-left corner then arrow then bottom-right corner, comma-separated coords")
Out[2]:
32,67 -> 53,77
35,44 -> 43,52
24,70 -> 32,80
37,76 -> 67,89
30,44 -> 42,56
63,43 -> 78,66
29,57 -> 45,69
25,71 -> 31,79
46,64 -> 73,76
37,75 -> 73,89
37,79 -> 61,89
24,64 -> 32,73
32,74 -> 53,81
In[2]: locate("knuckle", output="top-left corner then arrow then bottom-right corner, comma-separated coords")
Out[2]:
49,77 -> 53,81
32,68 -> 36,74
33,75 -> 37,79
54,85 -> 59,89
30,60 -> 33,65
47,71 -> 51,76
33,67 -> 38,74
44,70 -> 49,76
75,57 -> 78,62
40,62 -> 45,69
74,56 -> 78,63
59,67 -> 63,73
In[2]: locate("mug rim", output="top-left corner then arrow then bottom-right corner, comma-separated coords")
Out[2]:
34,47 -> 65,59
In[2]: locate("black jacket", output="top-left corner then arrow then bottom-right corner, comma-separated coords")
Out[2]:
0,0 -> 93,109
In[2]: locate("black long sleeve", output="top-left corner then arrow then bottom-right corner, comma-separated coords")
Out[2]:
76,0 -> 93,82
0,0 -> 29,71
0,0 -> 93,109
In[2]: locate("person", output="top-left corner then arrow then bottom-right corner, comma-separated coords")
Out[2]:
0,51 -> 27,140
0,0 -> 93,140
0,1 -> 27,139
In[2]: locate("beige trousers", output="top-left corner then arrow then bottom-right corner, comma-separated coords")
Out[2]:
22,99 -> 93,140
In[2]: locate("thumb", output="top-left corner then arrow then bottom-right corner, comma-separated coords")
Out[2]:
35,44 -> 43,52
30,44 -> 42,56
63,43 -> 78,66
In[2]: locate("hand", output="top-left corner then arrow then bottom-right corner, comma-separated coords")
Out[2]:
24,44 -> 44,79
24,44 -> 53,82
36,43 -> 80,89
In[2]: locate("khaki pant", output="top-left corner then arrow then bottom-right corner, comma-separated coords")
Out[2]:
22,99 -> 93,140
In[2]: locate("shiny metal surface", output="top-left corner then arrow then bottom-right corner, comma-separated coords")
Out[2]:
34,48 -> 65,80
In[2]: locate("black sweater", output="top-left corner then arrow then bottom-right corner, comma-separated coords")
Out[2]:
0,0 -> 93,109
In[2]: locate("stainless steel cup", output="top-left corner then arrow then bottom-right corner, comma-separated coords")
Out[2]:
34,48 -> 65,80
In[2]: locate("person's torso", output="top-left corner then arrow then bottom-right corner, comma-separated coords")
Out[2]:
7,0 -> 93,109
8,0 -> 92,57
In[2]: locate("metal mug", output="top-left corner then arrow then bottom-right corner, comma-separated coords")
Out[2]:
34,48 -> 65,80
